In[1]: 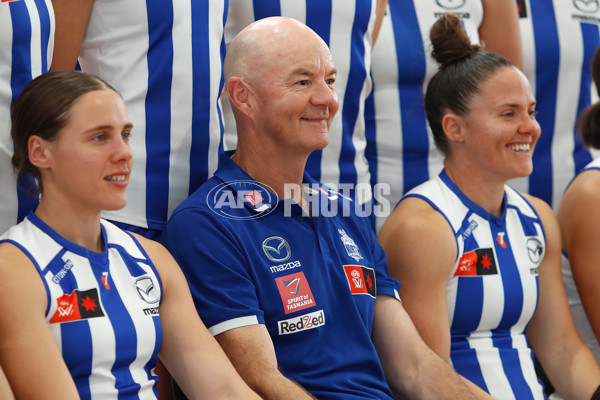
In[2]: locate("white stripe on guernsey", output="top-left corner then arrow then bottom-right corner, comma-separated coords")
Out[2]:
468,332 -> 515,399
168,0 -> 194,219
208,1 -> 226,183
109,253 -> 159,399
280,0 -> 306,20
92,1 -> 150,228
318,0 -> 353,187
513,334 -> 545,400
551,6 -> 592,207
0,5 -> 17,234
221,0 -> 254,151
510,0 -> 537,195
209,315 -> 260,336
371,5 -> 402,231
351,0 -> 374,193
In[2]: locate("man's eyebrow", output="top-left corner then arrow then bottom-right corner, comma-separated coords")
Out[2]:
286,66 -> 338,79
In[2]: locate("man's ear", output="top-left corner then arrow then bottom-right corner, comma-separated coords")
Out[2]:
441,113 -> 465,143
227,77 -> 254,118
28,135 -> 52,169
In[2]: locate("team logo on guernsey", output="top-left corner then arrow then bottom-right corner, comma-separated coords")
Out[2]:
436,0 -> 466,10
262,236 -> 291,262
526,238 -> 543,264
134,275 -> 159,304
343,265 -> 376,298
49,288 -> 105,324
338,229 -> 363,261
275,272 -> 316,314
496,232 -> 507,249
573,0 -> 599,13
455,248 -> 498,277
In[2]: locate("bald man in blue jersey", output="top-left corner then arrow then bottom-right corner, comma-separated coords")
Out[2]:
163,17 -> 476,400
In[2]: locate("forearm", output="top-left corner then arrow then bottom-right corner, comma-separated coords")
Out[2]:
542,342 -> 600,400
373,296 -> 475,399
245,372 -> 315,400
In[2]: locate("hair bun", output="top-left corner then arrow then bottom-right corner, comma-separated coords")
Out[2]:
430,13 -> 480,67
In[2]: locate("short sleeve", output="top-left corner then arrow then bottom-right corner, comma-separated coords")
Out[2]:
162,206 -> 265,334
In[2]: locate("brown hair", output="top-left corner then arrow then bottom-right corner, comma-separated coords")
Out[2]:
11,70 -> 119,193
577,46 -> 600,149
425,14 -> 514,155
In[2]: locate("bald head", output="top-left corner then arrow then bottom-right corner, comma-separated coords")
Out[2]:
224,17 -> 330,85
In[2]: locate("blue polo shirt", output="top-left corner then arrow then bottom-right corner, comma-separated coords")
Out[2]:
163,152 -> 399,399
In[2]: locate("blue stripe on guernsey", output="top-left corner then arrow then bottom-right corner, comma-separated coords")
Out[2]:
364,87 -> 376,181
490,225 -> 533,398
189,0 -> 212,193
573,22 -> 598,173
62,321 -> 94,400
145,2 -> 174,227
9,2 -> 40,223
304,0 -> 333,182
392,1 -> 429,193
145,317 -> 162,399
252,0 -> 280,19
451,338 -> 489,393
528,2 -> 558,203
306,0 -> 331,45
36,0 -> 51,72
334,0 -> 370,189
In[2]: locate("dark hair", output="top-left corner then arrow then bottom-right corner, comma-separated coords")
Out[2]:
578,46 -> 600,149
424,14 -> 514,154
11,70 -> 118,193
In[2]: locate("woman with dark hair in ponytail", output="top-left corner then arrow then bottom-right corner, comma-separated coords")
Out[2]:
558,46 -> 600,367
379,13 -> 600,400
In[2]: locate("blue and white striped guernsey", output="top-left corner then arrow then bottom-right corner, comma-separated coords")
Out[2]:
0,0 -> 54,234
404,171 -> 546,400
0,213 -> 163,399
509,0 -> 599,208
364,0 -> 484,233
562,157 -> 600,363
223,0 -> 375,204
77,0 -> 228,231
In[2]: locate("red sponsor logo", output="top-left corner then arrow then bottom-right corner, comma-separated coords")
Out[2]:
49,288 -> 105,323
275,272 -> 316,314
343,265 -> 376,298
455,248 -> 498,277
244,190 -> 264,206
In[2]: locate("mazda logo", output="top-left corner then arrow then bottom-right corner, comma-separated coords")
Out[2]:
134,276 -> 160,304
262,236 -> 291,262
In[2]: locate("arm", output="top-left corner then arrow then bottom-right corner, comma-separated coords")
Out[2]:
0,243 -> 79,399
526,195 -> 600,400
378,197 -> 491,399
215,325 -> 315,400
480,0 -> 523,69
558,170 -> 600,347
137,236 -> 260,400
51,0 -> 94,70
0,366 -> 14,400
372,0 -> 389,46
372,296 -> 476,399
